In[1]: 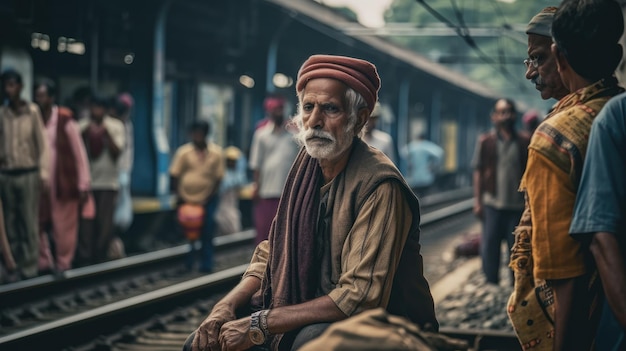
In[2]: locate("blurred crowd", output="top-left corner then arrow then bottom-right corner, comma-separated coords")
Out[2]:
0,69 -> 134,282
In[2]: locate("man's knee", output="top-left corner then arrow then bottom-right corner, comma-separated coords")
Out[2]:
183,330 -> 196,351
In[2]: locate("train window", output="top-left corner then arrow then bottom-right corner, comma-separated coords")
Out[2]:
441,121 -> 458,173
197,83 -> 233,147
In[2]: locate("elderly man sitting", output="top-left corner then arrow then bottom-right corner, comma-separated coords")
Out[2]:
183,54 -> 438,351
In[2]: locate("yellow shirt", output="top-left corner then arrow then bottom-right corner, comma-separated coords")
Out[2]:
520,77 -> 621,280
523,151 -> 583,279
169,142 -> 224,205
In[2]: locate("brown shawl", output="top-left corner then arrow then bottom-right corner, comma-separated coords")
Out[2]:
257,146 -> 321,349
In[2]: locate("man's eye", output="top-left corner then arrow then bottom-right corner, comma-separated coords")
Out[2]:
324,106 -> 339,113
302,104 -> 313,112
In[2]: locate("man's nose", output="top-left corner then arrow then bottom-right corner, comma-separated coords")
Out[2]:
525,65 -> 537,81
307,106 -> 324,129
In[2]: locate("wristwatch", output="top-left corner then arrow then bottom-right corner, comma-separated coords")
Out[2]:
249,311 -> 266,345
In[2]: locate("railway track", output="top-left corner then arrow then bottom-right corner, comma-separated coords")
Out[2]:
1,188 -> 518,350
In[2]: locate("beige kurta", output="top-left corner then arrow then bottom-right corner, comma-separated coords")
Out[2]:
169,142 -> 225,204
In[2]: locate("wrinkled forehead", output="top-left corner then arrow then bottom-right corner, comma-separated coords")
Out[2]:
527,33 -> 553,54
300,78 -> 348,101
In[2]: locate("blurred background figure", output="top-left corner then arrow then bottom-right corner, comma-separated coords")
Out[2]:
70,85 -> 93,123
34,79 -> 91,275
402,132 -> 444,197
363,102 -> 396,164
249,95 -> 298,244
170,120 -> 224,273
255,94 -> 283,131
522,109 -> 542,134
110,93 -> 134,259
0,69 -> 49,280
214,146 -> 247,237
77,94 -> 125,265
472,98 -> 529,286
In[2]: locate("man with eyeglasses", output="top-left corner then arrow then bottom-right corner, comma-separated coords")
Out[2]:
524,7 -> 569,102
508,1 -> 624,350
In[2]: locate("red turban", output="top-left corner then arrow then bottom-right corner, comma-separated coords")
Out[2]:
263,96 -> 285,112
296,54 -> 381,113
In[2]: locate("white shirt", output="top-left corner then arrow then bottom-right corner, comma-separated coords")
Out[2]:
248,122 -> 299,198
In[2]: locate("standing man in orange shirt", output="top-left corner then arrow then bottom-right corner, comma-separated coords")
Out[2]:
170,120 -> 224,273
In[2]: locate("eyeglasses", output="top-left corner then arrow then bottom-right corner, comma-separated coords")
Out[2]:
523,57 -> 539,69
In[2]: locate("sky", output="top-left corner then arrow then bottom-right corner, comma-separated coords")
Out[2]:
316,0 -> 394,27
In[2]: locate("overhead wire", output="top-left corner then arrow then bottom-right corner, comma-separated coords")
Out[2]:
415,0 -> 528,93
488,0 -> 528,93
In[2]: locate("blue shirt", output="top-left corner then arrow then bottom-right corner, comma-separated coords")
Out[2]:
570,92 -> 626,351
401,139 -> 444,189
570,93 -> 626,239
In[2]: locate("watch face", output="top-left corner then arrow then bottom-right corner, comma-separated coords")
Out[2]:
249,327 -> 266,345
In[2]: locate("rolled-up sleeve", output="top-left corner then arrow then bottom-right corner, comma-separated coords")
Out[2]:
243,240 -> 269,281
525,151 -> 585,280
328,181 -> 412,316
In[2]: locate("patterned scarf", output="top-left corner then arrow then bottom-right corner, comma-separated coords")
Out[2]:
259,147 -> 322,350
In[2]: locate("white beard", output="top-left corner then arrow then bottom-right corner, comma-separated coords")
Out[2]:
298,125 -> 354,160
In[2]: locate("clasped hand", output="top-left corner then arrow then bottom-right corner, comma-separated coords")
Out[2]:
191,304 -> 254,351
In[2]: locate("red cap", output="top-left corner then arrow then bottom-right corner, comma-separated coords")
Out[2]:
296,54 -> 380,113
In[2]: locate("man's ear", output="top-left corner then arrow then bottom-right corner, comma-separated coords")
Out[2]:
551,43 -> 567,73
354,107 -> 370,135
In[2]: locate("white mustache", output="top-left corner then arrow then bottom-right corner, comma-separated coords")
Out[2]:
305,129 -> 335,142
531,75 -> 543,86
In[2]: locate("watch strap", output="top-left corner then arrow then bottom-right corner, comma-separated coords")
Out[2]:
259,309 -> 270,337
250,310 -> 262,329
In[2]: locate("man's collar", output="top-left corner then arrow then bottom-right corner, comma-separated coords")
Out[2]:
6,99 -> 29,115
550,76 -> 621,117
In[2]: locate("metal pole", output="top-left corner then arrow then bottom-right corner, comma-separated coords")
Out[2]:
265,18 -> 292,94
90,15 -> 99,90
398,77 -> 410,174
431,89 -> 442,144
153,0 -> 173,208
266,37 -> 278,94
